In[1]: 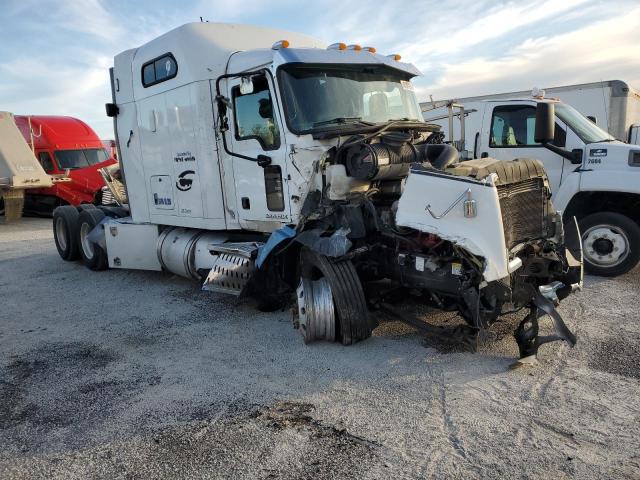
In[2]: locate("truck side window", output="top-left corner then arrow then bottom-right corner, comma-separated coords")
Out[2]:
491,105 -> 537,147
490,105 -> 566,147
38,152 -> 55,173
141,53 -> 178,87
232,75 -> 280,151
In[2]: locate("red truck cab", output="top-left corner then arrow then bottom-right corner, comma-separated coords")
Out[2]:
14,115 -> 116,212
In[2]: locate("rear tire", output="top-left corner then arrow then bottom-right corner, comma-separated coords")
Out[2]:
52,206 -> 80,261
579,212 -> 640,277
299,247 -> 375,345
77,209 -> 108,271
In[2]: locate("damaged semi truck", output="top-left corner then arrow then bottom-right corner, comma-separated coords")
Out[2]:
52,23 -> 582,363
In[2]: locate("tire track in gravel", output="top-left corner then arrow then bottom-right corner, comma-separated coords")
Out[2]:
420,363 -> 470,479
512,301 -> 584,452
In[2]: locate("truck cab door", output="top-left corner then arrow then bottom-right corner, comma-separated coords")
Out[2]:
223,73 -> 291,230
479,103 -> 569,194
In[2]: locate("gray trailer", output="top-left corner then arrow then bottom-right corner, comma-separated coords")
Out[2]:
0,111 -> 53,221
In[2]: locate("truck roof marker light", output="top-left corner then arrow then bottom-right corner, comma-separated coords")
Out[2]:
328,43 -> 347,51
272,40 -> 290,50
532,87 -> 545,99
364,46 -> 376,53
387,54 -> 402,61
347,44 -> 362,51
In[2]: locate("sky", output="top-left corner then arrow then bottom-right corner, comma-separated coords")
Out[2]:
1,0 -> 639,138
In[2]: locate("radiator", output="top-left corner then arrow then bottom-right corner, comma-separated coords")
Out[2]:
497,178 -> 548,248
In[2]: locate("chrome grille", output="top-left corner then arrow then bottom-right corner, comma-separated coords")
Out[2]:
101,186 -> 115,205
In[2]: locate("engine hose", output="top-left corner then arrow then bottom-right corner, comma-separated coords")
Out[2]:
416,144 -> 459,170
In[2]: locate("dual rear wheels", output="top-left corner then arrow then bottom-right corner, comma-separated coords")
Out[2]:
52,206 -> 108,270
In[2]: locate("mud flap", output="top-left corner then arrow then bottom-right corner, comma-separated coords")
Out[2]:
513,291 -> 577,364
86,216 -> 110,250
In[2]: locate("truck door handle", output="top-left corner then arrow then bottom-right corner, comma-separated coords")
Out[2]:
481,152 -> 488,158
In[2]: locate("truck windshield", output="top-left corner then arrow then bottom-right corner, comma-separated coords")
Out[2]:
555,104 -> 615,144
278,65 -> 423,134
55,149 -> 109,169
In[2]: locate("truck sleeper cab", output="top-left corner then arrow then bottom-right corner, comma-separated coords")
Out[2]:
52,23 -> 581,365
424,96 -> 640,276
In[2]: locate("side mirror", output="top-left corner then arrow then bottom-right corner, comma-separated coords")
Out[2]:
535,102 -> 555,144
240,76 -> 254,95
105,103 -> 119,118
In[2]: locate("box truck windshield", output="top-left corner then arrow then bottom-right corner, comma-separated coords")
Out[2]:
55,148 -> 109,170
555,103 -> 614,144
278,65 -> 422,133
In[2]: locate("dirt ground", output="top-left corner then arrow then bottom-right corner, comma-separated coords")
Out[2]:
0,217 -> 639,479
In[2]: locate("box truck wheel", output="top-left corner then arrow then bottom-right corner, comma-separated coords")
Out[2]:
579,212 -> 640,277
298,247 -> 375,345
52,206 -> 81,261
77,209 -> 108,271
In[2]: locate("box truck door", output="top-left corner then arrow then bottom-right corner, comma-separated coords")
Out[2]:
479,103 -> 569,193
224,73 -> 291,228
630,124 -> 640,145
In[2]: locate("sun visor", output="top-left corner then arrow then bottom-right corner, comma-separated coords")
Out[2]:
276,48 -> 422,77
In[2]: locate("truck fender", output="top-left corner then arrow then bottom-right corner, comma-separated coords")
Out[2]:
256,226 -> 353,268
552,173 -> 581,213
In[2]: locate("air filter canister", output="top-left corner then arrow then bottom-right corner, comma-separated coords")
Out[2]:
345,142 -> 417,181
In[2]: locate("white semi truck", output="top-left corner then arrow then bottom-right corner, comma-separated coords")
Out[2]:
423,91 -> 640,277
52,23 -> 582,363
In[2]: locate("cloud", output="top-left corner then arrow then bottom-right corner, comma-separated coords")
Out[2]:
419,6 -> 640,100
0,0 -> 637,138
5,0 -> 123,43
403,0 -> 588,58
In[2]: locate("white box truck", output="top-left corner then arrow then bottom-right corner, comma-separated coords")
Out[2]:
429,81 -> 640,144
423,90 -> 640,277
51,23 -> 582,364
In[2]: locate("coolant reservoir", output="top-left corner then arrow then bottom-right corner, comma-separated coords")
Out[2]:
325,164 -> 369,200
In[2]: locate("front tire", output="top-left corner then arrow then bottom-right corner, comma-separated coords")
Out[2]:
579,212 -> 640,277
77,209 -> 109,271
298,248 -> 375,345
52,206 -> 80,261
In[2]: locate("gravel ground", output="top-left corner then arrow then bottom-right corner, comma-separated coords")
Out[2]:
0,217 -> 639,479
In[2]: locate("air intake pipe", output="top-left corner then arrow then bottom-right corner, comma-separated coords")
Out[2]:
420,144 -> 459,170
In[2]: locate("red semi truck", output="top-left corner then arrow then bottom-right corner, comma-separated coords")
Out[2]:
13,115 -> 116,213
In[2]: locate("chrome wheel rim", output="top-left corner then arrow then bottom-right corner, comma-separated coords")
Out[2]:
55,217 -> 67,251
80,222 -> 95,260
582,224 -> 630,267
296,277 -> 336,343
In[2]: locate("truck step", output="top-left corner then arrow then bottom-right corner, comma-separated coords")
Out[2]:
202,243 -> 261,296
